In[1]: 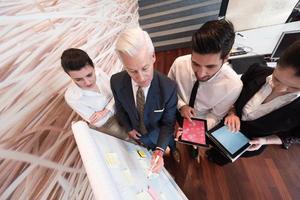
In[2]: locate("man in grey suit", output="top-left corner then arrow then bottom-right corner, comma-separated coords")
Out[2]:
110,27 -> 178,173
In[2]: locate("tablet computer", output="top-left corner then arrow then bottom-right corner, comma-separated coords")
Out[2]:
207,124 -> 250,162
178,118 -> 208,147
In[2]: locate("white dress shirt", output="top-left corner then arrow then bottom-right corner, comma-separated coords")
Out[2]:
64,69 -> 115,127
242,75 -> 300,121
168,54 -> 243,130
131,79 -> 151,106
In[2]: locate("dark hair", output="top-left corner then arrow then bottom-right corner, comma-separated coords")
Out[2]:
278,40 -> 300,77
192,19 -> 235,59
61,48 -> 94,73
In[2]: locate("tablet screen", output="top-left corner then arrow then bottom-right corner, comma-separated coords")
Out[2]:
181,118 -> 207,145
210,126 -> 249,154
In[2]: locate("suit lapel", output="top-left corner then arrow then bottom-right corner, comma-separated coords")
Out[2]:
242,77 -> 267,107
236,75 -> 268,117
120,73 -> 139,120
242,67 -> 274,107
144,72 -> 160,117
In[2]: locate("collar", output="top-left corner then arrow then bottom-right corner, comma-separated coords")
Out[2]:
131,78 -> 152,90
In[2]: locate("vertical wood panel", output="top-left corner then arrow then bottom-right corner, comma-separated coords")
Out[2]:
154,47 -> 191,74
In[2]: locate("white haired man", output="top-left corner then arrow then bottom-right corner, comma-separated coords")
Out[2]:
110,27 -> 179,173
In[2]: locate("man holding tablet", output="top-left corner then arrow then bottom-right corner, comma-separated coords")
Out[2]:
168,19 -> 243,159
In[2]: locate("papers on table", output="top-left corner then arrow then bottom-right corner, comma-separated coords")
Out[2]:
72,121 -> 187,200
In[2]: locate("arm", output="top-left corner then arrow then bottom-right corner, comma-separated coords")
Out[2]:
66,98 -> 111,126
156,84 -> 178,150
241,63 -> 273,84
98,69 -> 115,114
168,60 -> 194,124
149,84 -> 177,174
248,126 -> 300,151
248,135 -> 282,151
224,106 -> 241,132
207,84 -> 242,130
278,126 -> 300,149
225,64 -> 275,132
110,77 -> 132,133
66,99 -> 96,123
177,95 -> 188,110
105,98 -> 115,114
167,60 -> 188,110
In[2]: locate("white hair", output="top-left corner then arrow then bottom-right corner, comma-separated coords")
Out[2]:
115,26 -> 154,57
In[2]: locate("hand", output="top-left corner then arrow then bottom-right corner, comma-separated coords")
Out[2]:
180,105 -> 195,122
174,127 -> 183,141
149,150 -> 164,174
224,113 -> 241,132
174,127 -> 197,149
248,137 -> 267,151
89,109 -> 109,124
128,129 -> 141,140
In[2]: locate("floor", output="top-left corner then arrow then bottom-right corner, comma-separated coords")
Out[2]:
164,143 -> 300,200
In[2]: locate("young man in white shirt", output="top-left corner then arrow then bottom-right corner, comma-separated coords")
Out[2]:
168,19 -> 243,159
61,48 -> 128,140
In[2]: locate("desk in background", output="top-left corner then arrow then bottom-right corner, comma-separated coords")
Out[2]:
231,21 -> 300,59
229,21 -> 300,74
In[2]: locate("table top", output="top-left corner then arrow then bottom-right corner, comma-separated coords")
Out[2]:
72,121 -> 188,200
231,21 -> 300,59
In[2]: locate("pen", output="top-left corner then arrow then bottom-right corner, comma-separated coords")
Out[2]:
147,155 -> 160,178
237,32 -> 244,37
237,32 -> 247,39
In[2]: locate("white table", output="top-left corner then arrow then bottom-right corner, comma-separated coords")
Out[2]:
72,121 -> 188,200
231,21 -> 300,59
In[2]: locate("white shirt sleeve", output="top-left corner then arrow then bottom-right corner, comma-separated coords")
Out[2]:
65,97 -> 94,123
207,83 -> 243,130
96,68 -> 115,114
65,94 -> 113,127
168,60 -> 188,110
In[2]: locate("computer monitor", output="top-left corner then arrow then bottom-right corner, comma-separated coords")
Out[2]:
271,30 -> 300,60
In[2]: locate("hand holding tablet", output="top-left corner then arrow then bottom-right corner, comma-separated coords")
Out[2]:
207,124 -> 250,162
176,118 -> 250,162
177,118 -> 208,147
